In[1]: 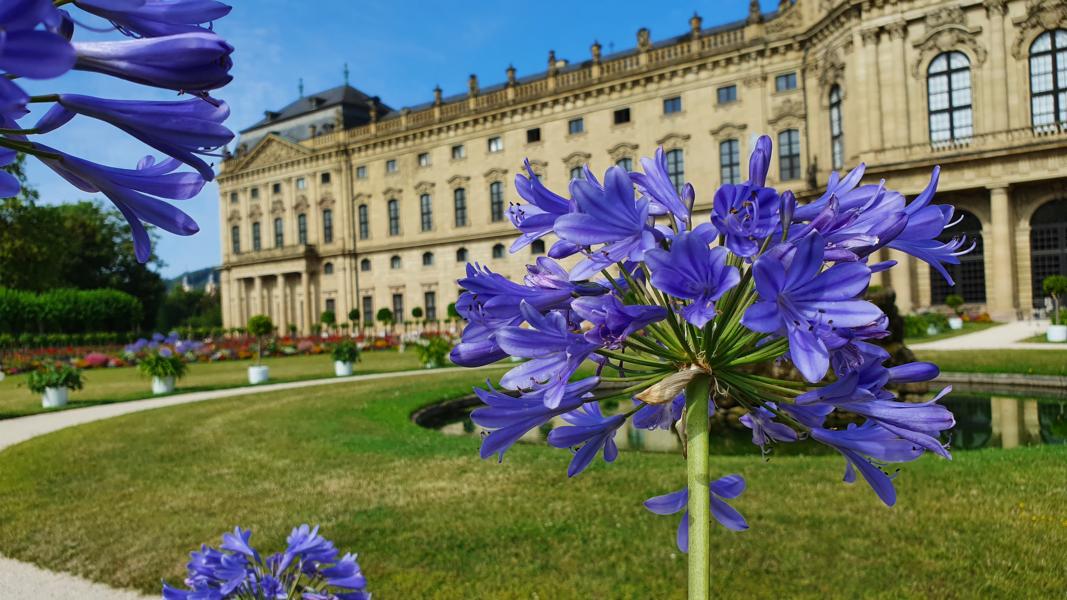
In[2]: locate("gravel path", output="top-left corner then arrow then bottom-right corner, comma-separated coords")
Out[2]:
0,365 -> 489,599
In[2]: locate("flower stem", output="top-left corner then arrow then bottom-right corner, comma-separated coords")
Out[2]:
685,373 -> 713,600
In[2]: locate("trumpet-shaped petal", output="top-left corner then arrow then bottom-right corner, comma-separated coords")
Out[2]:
547,402 -> 625,477
73,0 -> 232,38
644,475 -> 748,551
646,233 -> 741,327
73,32 -> 233,93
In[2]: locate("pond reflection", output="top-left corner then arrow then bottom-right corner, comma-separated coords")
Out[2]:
435,391 -> 1067,454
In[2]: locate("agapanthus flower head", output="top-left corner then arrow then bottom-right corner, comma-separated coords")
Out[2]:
457,137 -> 959,553
163,524 -> 370,600
0,0 -> 75,79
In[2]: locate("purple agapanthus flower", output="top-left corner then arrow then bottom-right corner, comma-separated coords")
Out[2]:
0,0 -> 75,79
646,232 -> 741,327
742,232 -> 882,382
73,32 -> 233,94
570,294 -> 666,349
36,147 -> 202,262
555,166 -> 657,280
710,135 -> 779,257
632,393 -> 686,430
630,146 -> 691,222
740,403 -> 798,450
34,94 -> 233,180
471,377 -> 599,461
547,401 -> 625,477
644,475 -> 748,551
811,423 -> 925,506
508,159 -> 575,252
73,0 -> 232,38
495,302 -> 599,408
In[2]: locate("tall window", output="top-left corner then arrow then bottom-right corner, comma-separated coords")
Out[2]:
358,204 -> 369,239
930,210 -> 985,305
388,199 -> 400,235
390,255 -> 401,269
420,193 -> 433,232
456,247 -> 468,262
361,296 -> 373,325
424,291 -> 437,321
360,258 -> 371,271
325,298 -> 335,313
230,225 -> 240,254
778,129 -> 801,180
1030,30 -> 1067,130
251,222 -> 261,251
322,209 -> 333,243
273,217 -> 284,247
422,251 -> 434,266
719,139 -> 740,185
1030,199 -> 1067,307
454,188 -> 468,227
297,213 -> 307,244
492,243 -> 505,259
666,149 -> 684,194
392,293 -> 404,322
927,51 -> 973,143
829,84 -> 844,170
489,182 -> 504,222
616,157 -> 633,172
229,192 -> 238,204
323,262 -> 334,275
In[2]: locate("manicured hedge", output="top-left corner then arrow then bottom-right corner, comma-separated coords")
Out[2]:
0,287 -> 142,335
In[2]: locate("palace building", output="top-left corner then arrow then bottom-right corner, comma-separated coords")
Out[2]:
217,0 -> 1067,333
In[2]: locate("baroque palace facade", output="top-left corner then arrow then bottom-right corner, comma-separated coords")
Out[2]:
217,0 -> 1067,333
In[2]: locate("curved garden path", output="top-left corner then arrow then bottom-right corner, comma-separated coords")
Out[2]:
0,365 -> 491,600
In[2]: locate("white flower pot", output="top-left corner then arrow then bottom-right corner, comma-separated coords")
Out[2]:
42,387 -> 68,408
334,361 -> 353,377
1047,324 -> 1067,343
151,376 -> 176,394
948,317 -> 963,330
926,324 -> 940,336
248,365 -> 270,384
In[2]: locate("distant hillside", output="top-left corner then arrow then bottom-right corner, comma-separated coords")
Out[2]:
164,267 -> 220,292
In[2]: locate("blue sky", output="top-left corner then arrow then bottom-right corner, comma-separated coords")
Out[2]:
24,0 -> 778,278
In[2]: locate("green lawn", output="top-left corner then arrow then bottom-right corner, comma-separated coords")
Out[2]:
914,349 -> 1067,377
0,350 -> 422,419
904,321 -> 999,344
0,369 -> 1062,599
1021,333 -> 1067,345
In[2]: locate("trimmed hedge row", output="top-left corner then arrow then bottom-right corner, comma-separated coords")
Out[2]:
0,287 -> 143,334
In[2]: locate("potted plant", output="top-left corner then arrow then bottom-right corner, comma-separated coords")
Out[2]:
331,339 -> 361,376
27,362 -> 83,408
138,348 -> 188,394
945,294 -> 964,330
413,336 -> 451,369
320,310 -> 336,337
348,308 -> 360,333
246,314 -> 274,384
1043,275 -> 1067,342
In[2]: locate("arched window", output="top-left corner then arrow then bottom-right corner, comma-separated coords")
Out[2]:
927,52 -> 973,143
570,166 -> 584,181
489,182 -> 504,222
390,255 -> 402,269
420,193 -> 433,232
454,188 -> 468,227
777,129 -> 801,180
323,262 -> 334,275
1030,198 -> 1067,308
360,258 -> 371,272
829,84 -> 844,170
230,225 -> 240,254
1029,29 -> 1067,130
273,217 -> 284,247
456,247 -> 469,262
929,210 -> 985,305
492,243 -> 505,259
297,213 -> 307,245
251,222 -> 261,251
531,239 -> 546,255
665,149 -> 684,194
422,251 -> 434,266
719,139 -> 740,185
322,208 -> 333,243
387,199 -> 400,235
357,204 -> 369,239
615,157 -> 633,172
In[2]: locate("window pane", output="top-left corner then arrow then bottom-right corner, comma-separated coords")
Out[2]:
666,149 -> 684,194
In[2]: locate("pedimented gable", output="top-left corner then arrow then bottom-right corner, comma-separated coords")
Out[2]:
232,134 -> 313,172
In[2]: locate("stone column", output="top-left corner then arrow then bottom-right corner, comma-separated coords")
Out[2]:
860,28 -> 882,152
986,0 -> 1009,132
884,22 -> 909,147
253,276 -> 263,317
888,250 -> 913,313
276,273 -> 288,334
988,186 -> 1016,320
301,271 -> 312,335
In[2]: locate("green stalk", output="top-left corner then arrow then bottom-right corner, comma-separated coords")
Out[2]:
685,373 -> 713,600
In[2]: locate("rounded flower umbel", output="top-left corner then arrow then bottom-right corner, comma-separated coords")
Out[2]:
452,135 -> 959,597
